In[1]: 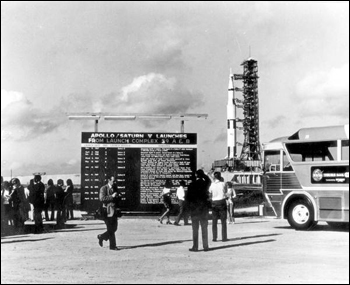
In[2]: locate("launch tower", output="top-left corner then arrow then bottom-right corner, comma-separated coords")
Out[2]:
213,57 -> 262,173
235,58 -> 261,164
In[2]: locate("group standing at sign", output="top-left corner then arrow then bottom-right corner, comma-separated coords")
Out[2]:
1,175 -> 76,236
2,168 -> 237,252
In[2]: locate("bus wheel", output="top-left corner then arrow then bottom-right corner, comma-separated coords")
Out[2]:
287,199 -> 316,230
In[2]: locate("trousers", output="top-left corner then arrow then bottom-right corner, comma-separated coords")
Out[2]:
191,213 -> 209,250
175,200 -> 189,224
212,199 -> 227,241
101,215 -> 118,249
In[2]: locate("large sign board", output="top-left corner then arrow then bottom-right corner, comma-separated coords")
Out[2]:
81,132 -> 197,212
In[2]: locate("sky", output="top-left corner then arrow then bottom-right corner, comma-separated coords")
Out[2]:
1,1 -> 349,177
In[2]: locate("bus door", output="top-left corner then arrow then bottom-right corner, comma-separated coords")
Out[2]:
263,149 -> 299,217
263,150 -> 283,217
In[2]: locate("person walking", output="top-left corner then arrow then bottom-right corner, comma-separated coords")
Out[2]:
158,179 -> 173,225
187,169 -> 211,252
174,180 -> 189,226
97,175 -> 120,250
226,181 -> 237,224
65,179 -> 74,220
209,172 -> 228,242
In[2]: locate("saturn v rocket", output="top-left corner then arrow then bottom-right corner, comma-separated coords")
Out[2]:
227,70 -> 237,159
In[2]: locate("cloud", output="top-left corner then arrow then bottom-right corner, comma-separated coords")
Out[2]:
58,72 -> 205,130
295,64 -> 349,118
1,72 -> 205,142
105,73 -> 205,114
1,90 -> 66,141
142,21 -> 187,72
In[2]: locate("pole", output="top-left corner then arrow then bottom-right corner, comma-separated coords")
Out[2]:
181,120 -> 185,133
95,120 -> 99,132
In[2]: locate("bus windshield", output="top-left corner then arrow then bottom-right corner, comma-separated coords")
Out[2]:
285,141 -> 337,162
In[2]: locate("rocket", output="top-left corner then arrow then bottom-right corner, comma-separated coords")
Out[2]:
227,69 -> 237,159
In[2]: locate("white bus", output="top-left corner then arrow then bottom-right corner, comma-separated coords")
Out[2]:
262,124 -> 349,230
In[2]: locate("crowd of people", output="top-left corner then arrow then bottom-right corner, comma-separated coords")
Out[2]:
2,169 -> 237,253
156,170 -> 237,252
1,175 -> 75,235
97,169 -> 237,252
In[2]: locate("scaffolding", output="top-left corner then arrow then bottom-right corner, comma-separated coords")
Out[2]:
236,58 -> 261,163
213,57 -> 262,173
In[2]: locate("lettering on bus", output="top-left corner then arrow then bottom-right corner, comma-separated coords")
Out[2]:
311,166 -> 349,184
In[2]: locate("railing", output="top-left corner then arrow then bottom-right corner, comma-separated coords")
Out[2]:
232,172 -> 262,185
212,159 -> 261,169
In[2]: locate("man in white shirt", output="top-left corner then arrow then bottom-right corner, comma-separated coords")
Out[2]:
174,180 -> 189,226
209,172 -> 228,242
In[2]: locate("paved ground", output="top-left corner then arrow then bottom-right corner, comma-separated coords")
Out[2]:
1,213 -> 349,284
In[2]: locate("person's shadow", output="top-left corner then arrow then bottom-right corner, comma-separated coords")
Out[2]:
118,239 -> 192,250
206,239 -> 276,252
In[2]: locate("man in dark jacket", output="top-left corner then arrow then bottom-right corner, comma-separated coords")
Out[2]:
55,179 -> 66,228
187,169 -> 211,252
31,175 -> 45,233
45,179 -> 56,221
97,175 -> 120,250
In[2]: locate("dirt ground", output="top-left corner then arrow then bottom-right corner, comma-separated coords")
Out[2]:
1,213 -> 349,284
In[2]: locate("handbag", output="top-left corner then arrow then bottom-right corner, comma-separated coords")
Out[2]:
116,208 -> 123,218
95,203 -> 107,220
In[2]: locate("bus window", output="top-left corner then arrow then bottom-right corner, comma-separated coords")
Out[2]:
285,141 -> 337,162
282,152 -> 293,171
264,150 -> 280,172
342,140 -> 349,160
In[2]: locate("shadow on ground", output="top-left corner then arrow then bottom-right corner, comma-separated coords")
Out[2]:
118,239 -> 192,250
275,224 -> 349,232
1,223 -> 94,237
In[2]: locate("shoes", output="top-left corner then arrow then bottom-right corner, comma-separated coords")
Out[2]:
173,222 -> 180,226
184,223 -> 191,226
110,247 -> 119,251
222,239 -> 229,242
203,248 -> 210,252
158,218 -> 163,224
189,247 -> 198,252
97,235 -> 103,247
166,221 -> 172,225
212,239 -> 217,242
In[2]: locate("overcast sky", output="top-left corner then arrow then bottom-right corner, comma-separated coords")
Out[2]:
1,1 -> 349,177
